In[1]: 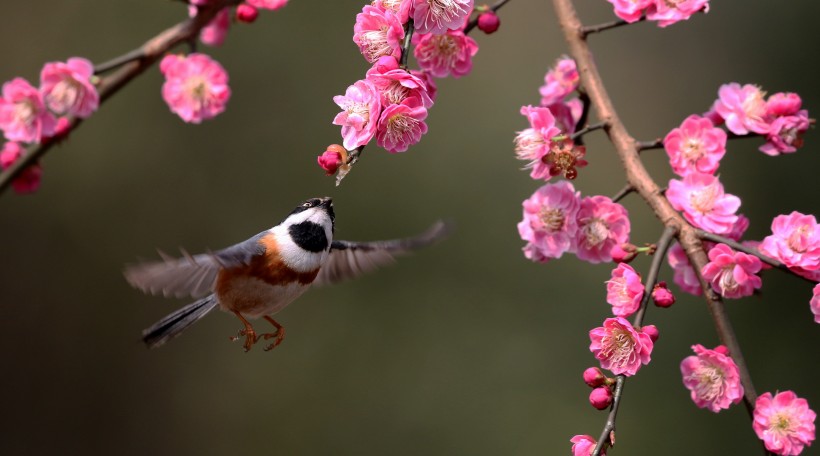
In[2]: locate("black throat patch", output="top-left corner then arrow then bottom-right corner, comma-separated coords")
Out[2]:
288,222 -> 329,253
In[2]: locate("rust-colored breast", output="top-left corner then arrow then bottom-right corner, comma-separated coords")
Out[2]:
216,233 -> 319,293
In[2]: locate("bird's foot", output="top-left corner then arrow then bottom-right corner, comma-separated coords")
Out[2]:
229,328 -> 258,352
261,316 -> 286,351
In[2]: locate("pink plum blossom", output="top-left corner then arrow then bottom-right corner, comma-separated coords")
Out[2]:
247,0 -> 288,10
412,30 -> 479,78
367,68 -> 434,108
189,6 -> 231,47
680,344 -> 743,413
517,181 -> 581,263
753,391 -> 816,455
547,98 -> 583,134
811,284 -> 820,324
701,243 -> 762,299
606,263 -> 644,317
606,0 -> 653,23
0,141 -> 42,194
411,70 -> 438,102
766,92 -> 803,118
589,317 -> 653,376
514,105 -> 561,181
663,114 -> 726,176
373,0 -> 413,23
353,5 -> 405,63
333,79 -> 383,150
160,53 -> 231,124
667,172 -> 740,235
412,0 -> 474,35
39,57 -> 99,118
759,212 -> 820,273
0,78 -> 56,143
375,97 -> 428,153
713,83 -> 770,135
646,0 -> 709,27
574,196 -> 631,264
539,57 -> 579,106
726,214 -> 750,241
667,243 -> 702,296
760,111 -> 810,156
571,435 -> 605,456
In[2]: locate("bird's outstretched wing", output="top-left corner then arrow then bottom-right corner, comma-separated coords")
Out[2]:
314,220 -> 452,286
124,232 -> 266,298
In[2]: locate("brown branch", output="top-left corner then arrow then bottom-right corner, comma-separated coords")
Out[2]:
570,120 -> 606,141
399,20 -> 415,69
611,184 -> 633,203
581,16 -> 645,38
464,0 -> 513,34
0,0 -> 242,196
551,0 -> 763,452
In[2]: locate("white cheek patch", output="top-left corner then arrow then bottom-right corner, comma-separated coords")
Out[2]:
271,226 -> 328,272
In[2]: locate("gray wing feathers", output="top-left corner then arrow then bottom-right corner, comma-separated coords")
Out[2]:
124,233 -> 266,298
314,220 -> 451,286
142,295 -> 218,348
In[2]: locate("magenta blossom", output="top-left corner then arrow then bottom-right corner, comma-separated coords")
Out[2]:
646,0 -> 709,27
713,83 -> 770,135
39,57 -> 99,118
413,30 -> 479,78
606,0 -> 653,23
517,181 -> 581,263
664,114 -> 726,176
701,243 -> 762,299
247,0 -> 288,9
548,98 -> 583,134
160,53 -> 231,124
667,243 -> 702,296
759,211 -> 820,273
589,317 -> 653,376
760,111 -> 810,156
353,5 -> 405,63
0,141 -> 42,194
680,344 -> 743,413
411,70 -> 438,102
766,92 -> 803,117
189,6 -> 231,47
514,105 -> 561,181
0,78 -> 56,143
375,97 -> 428,153
333,79 -> 383,150
667,172 -> 740,235
367,68 -> 434,108
412,0 -> 474,35
571,435 -> 606,456
574,195 -> 631,264
539,57 -> 579,106
811,284 -> 820,324
726,214 -> 750,242
606,263 -> 644,317
753,391 -> 816,455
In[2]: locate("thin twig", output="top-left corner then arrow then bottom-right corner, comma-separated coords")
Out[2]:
611,184 -> 633,203
94,49 -> 147,74
0,0 -> 242,196
399,20 -> 415,69
570,120 -> 606,140
581,16 -> 645,37
464,0 -> 513,34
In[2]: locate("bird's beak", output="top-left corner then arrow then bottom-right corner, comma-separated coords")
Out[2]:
319,197 -> 333,207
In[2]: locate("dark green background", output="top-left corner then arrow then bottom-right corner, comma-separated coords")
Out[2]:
0,1 -> 817,455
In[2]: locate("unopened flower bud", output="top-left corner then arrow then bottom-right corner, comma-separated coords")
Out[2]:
589,386 -> 613,410
713,345 -> 730,356
641,324 -> 659,343
652,281 -> 676,308
610,243 -> 638,264
236,4 -> 259,23
583,367 -> 606,388
477,12 -> 500,34
317,144 -> 348,176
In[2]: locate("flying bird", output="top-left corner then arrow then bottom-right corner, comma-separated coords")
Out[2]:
125,197 -> 449,352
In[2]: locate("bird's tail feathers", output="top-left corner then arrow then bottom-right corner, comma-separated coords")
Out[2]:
142,295 -> 218,349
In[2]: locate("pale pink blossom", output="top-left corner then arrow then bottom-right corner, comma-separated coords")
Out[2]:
753,391 -> 816,455
514,105 -> 561,181
412,30 -> 478,78
606,263 -> 644,317
667,243 -> 702,296
589,317 -> 653,376
606,0 -> 653,23
412,0 -> 474,35
375,96 -> 428,152
760,111 -> 810,156
548,98 -> 583,134
571,435 -> 605,456
333,79 -> 383,150
664,114 -> 726,176
701,243 -> 762,299
811,284 -> 820,324
247,0 -> 288,10
367,68 -> 434,108
354,5 -> 405,63
680,344 -> 743,412
766,92 -> 802,118
189,6 -> 231,47
574,196 -> 631,264
667,173 -> 740,235
646,0 -> 709,27
0,78 -> 56,143
517,181 -> 581,263
39,57 -> 99,118
373,0 -> 413,23
0,141 -> 42,194
160,53 -> 231,124
759,212 -> 820,272
539,57 -> 579,106
713,83 -> 770,135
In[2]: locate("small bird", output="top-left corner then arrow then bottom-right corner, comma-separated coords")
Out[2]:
125,197 -> 448,352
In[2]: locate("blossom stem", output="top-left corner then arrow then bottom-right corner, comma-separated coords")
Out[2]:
611,184 -> 633,203
0,0 -> 242,196
464,0 -> 513,34
581,16 -> 646,38
93,49 -> 147,74
400,20 -> 415,69
570,120 -> 606,140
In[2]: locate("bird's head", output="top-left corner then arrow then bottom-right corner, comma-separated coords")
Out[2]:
280,197 -> 335,253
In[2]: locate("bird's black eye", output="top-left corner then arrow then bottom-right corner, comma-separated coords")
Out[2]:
302,202 -> 311,208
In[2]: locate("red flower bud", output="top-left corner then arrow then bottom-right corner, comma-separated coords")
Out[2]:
610,243 -> 638,264
652,281 -> 676,308
317,144 -> 347,176
477,12 -> 500,34
583,367 -> 606,388
641,324 -> 660,343
589,386 -> 613,410
236,4 -> 259,23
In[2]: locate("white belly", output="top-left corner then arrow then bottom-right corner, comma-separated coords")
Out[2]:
217,276 -> 311,319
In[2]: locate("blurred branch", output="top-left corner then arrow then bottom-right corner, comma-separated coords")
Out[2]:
581,16 -> 645,38
610,184 -> 633,203
0,0 -> 242,196
570,121 -> 606,140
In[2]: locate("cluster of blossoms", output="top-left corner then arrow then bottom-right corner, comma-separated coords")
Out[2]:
189,0 -> 288,47
606,0 -> 710,27
0,57 -> 96,193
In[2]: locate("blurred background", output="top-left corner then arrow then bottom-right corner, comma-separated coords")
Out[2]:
0,1 -> 818,455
